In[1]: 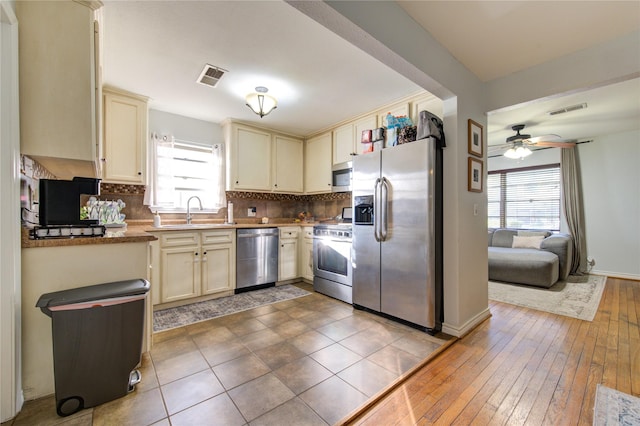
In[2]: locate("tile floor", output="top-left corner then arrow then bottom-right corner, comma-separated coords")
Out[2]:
3,282 -> 451,426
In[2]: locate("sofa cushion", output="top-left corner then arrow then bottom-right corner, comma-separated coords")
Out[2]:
512,235 -> 545,249
491,229 -> 518,248
488,247 -> 559,288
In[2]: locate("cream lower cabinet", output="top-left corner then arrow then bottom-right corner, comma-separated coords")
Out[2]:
279,226 -> 300,281
201,231 -> 236,295
157,230 -> 235,305
300,227 -> 314,281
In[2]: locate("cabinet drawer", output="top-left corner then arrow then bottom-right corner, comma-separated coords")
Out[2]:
160,232 -> 199,247
280,226 -> 300,239
201,230 -> 235,245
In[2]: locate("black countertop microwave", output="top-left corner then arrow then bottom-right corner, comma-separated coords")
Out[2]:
332,161 -> 352,192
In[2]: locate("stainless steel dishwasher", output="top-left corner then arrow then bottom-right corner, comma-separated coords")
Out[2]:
236,228 -> 279,293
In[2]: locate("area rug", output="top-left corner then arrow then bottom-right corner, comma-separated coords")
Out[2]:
488,274 -> 606,321
593,384 -> 640,425
153,284 -> 311,332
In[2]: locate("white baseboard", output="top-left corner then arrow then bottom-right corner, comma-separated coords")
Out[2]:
442,307 -> 492,338
591,270 -> 640,282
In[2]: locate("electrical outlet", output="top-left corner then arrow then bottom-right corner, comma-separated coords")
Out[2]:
587,257 -> 596,266
473,203 -> 478,216
248,207 -> 256,217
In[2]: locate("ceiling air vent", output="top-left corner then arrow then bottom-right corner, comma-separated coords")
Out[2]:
548,102 -> 587,116
197,64 -> 227,88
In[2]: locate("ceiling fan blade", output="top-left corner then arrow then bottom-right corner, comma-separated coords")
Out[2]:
488,144 -> 510,152
533,141 -> 577,148
527,134 -> 562,143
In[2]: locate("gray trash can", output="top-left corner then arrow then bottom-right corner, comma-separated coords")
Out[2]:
36,278 -> 150,417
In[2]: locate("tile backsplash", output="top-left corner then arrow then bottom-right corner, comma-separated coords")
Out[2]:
21,155 -> 351,225
100,186 -> 351,223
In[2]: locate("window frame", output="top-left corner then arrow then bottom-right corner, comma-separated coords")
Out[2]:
149,138 -> 226,213
488,163 -> 561,231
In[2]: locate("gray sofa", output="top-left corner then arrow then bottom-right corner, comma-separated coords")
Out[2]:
488,228 -> 573,288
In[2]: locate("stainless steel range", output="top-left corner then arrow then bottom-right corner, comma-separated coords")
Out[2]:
313,223 -> 352,304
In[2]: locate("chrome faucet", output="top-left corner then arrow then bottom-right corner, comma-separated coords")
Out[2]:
186,196 -> 203,224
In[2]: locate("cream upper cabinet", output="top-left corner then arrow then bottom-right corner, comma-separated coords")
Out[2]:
102,87 -> 148,184
333,123 -> 355,165
378,102 -> 410,147
272,135 -> 303,193
333,114 -> 377,164
224,122 -> 272,192
304,132 -> 332,194
16,1 -> 102,174
354,115 -> 378,156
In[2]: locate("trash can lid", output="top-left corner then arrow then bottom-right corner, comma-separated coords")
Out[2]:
36,279 -> 150,310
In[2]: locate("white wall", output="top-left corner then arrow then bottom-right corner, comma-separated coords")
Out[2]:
149,109 -> 222,145
578,130 -> 640,279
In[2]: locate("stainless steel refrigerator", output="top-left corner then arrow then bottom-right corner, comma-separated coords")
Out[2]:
352,138 -> 443,333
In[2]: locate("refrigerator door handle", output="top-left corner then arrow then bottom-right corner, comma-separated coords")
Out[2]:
380,177 -> 389,241
374,177 -> 382,242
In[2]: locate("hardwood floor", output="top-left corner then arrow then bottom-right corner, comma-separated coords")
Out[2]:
347,277 -> 639,425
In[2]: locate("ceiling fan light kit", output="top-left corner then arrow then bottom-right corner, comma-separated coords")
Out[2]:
504,144 -> 532,159
246,86 -> 277,118
497,124 -> 575,159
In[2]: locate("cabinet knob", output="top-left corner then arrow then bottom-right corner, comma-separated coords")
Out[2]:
236,180 -> 239,184
101,158 -> 106,162
137,171 -> 142,175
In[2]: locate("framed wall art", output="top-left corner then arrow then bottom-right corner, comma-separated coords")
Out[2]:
468,119 -> 483,157
468,157 -> 483,193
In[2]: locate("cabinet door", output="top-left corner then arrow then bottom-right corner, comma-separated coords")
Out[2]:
333,123 -> 355,165
102,89 -> 148,184
300,234 -> 314,281
232,126 -> 272,191
378,103 -> 410,148
201,244 -> 233,295
354,115 -> 378,155
17,1 -> 99,163
161,246 -> 201,303
279,238 -> 299,281
273,135 -> 303,193
304,132 -> 332,194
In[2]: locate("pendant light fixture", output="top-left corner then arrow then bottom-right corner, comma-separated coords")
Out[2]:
245,86 -> 277,118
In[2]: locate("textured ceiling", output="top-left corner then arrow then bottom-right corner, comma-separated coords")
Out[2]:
101,1 -> 640,144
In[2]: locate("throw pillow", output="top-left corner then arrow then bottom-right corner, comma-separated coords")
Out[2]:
518,230 -> 551,238
512,235 -> 545,249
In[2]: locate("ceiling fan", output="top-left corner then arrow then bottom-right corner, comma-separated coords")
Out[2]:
491,124 -> 577,159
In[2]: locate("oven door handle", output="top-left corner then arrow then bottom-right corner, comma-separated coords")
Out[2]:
314,238 -> 351,244
374,177 -> 382,242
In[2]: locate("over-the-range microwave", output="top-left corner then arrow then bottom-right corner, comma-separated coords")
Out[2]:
332,161 -> 352,192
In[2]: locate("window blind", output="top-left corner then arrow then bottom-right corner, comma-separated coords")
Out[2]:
488,164 -> 561,231
152,137 -> 226,211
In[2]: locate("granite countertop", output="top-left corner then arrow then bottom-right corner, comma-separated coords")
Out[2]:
21,220 -> 320,249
